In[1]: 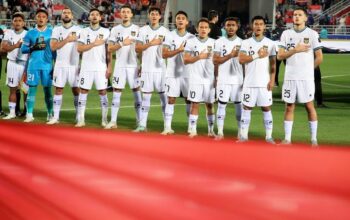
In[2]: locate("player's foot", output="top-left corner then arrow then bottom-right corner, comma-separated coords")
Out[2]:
105,121 -> 117,129
311,139 -> 318,147
75,120 -> 85,127
266,137 -> 276,144
0,111 -> 7,117
47,118 -> 59,125
279,140 -> 292,145
188,131 -> 197,138
133,126 -> 147,132
236,135 -> 248,143
15,111 -> 21,117
215,133 -> 224,141
208,130 -> 216,137
3,113 -> 16,120
24,115 -> 34,123
101,120 -> 108,127
47,114 -> 53,122
161,128 -> 175,135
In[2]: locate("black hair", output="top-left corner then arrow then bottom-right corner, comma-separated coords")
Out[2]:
197,17 -> 210,27
208,10 -> 218,21
148,7 -> 161,15
175,10 -> 188,19
251,15 -> 265,24
294,7 -> 308,16
89,8 -> 101,16
120,4 -> 133,13
224,17 -> 240,26
36,8 -> 48,16
12,12 -> 25,21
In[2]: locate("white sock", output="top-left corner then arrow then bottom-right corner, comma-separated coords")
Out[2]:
234,102 -> 242,129
53,94 -> 62,120
186,103 -> 191,118
263,111 -> 273,139
309,121 -> 318,141
240,109 -> 251,139
207,114 -> 215,134
77,93 -> 87,122
74,95 -> 79,120
189,114 -> 198,133
284,120 -> 293,142
164,103 -> 174,130
140,93 -> 152,127
8,102 -> 16,115
99,94 -> 108,122
159,92 -> 167,119
111,92 -> 121,123
216,102 -> 226,134
133,91 -> 142,122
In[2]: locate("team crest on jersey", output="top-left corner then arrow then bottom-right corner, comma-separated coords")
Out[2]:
263,45 -> 268,50
158,35 -> 164,41
71,32 -> 76,37
207,46 -> 213,52
131,31 -> 136,36
304,38 -> 309,44
99,34 -> 104,39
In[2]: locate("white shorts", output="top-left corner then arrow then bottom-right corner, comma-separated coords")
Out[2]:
79,70 -> 108,91
53,66 -> 79,88
242,87 -> 273,107
112,67 -> 140,89
282,80 -> 315,104
140,71 -> 165,93
6,60 -> 25,87
188,84 -> 215,103
217,84 -> 242,103
165,77 -> 189,98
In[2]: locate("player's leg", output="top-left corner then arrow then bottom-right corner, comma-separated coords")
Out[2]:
48,67 -> 65,124
134,72 -> 152,132
205,84 -> 216,137
71,66 -> 80,121
24,70 -> 40,122
239,88 -> 256,141
232,84 -> 243,138
72,86 -> 80,121
180,77 -> 191,117
15,89 -> 20,116
95,71 -> 109,127
4,61 -> 20,119
301,81 -> 318,146
187,84 -> 203,137
3,87 -> 18,119
282,80 -> 297,144
258,88 -> 274,143
129,68 -> 142,125
162,77 -> 180,135
75,71 -> 93,127
216,84 -> 229,139
41,69 -> 54,121
305,101 -> 318,146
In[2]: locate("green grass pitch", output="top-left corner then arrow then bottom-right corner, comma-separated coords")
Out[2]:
0,54 -> 349,145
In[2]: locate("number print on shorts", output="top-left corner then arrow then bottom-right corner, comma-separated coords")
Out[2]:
219,90 -> 224,98
141,80 -> 144,88
166,84 -> 170,93
80,78 -> 85,85
113,77 -> 119,84
8,77 -> 14,84
27,74 -> 34,81
190,91 -> 196,99
284,89 -> 291,98
243,94 -> 250,102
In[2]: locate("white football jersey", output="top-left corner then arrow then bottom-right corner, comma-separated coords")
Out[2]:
51,24 -> 81,67
3,29 -> 28,62
108,23 -> 139,68
280,27 -> 322,81
137,25 -> 169,72
163,30 -> 195,78
78,26 -> 110,71
240,36 -> 276,88
214,36 -> 243,85
185,37 -> 215,85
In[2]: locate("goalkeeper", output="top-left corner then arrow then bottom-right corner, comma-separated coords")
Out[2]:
21,8 -> 55,122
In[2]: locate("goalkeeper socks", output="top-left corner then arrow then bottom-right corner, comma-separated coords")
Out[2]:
111,92 -> 121,123
263,110 -> 273,139
43,87 -> 53,115
26,86 -> 37,114
53,94 -> 63,120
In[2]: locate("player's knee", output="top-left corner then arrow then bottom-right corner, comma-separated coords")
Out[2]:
168,97 -> 176,104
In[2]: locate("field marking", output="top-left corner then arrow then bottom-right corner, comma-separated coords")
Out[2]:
61,104 -> 186,112
322,82 -> 350,89
322,74 -> 350,79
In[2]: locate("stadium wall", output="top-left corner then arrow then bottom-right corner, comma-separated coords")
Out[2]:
168,0 -> 202,24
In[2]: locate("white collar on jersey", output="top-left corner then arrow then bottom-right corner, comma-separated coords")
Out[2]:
252,34 -> 264,42
14,29 -> 25,35
62,23 -> 74,29
149,24 -> 161,30
89,25 -> 101,31
121,23 -> 132,28
293,26 -> 307,33
197,36 -> 209,43
226,35 -> 237,41
175,29 -> 187,37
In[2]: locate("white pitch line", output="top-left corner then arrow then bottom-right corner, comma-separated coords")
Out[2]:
322,82 -> 350,89
322,74 -> 350,79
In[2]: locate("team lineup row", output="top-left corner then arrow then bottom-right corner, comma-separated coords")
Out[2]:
1,5 -> 323,146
